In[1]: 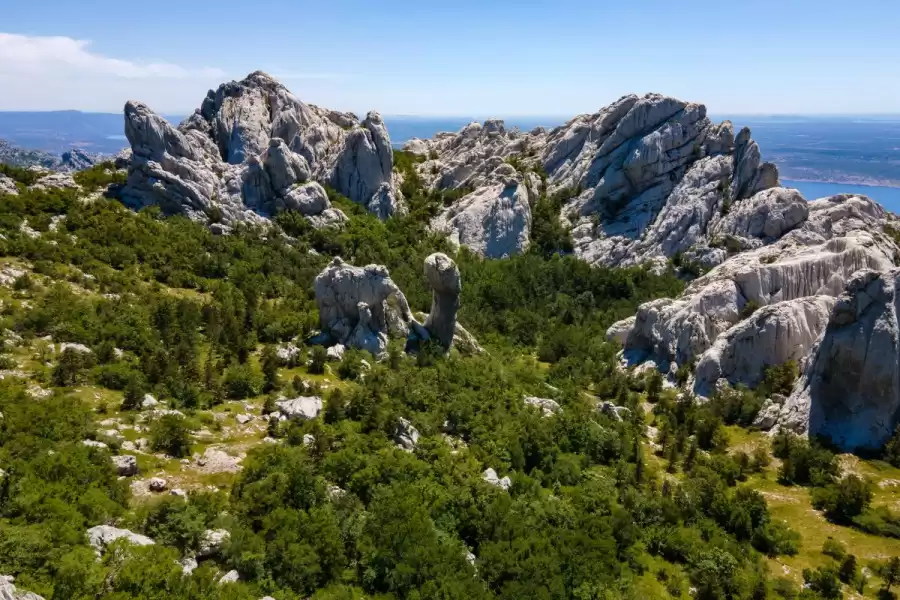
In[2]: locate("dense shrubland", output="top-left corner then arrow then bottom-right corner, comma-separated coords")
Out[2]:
0,160 -> 896,599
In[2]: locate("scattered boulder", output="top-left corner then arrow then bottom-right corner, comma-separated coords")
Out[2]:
180,556 -> 198,575
86,525 -> 154,555
141,394 -> 159,409
82,439 -> 108,449
275,396 -> 322,420
394,417 -> 420,451
198,529 -> 230,558
235,413 -> 253,425
148,477 -> 167,492
599,402 -> 630,421
218,570 -> 240,585
482,468 -> 512,491
194,448 -> 243,474
523,396 -> 561,417
112,455 -> 138,476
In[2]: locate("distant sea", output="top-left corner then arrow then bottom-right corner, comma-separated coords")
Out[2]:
783,180 -> 900,214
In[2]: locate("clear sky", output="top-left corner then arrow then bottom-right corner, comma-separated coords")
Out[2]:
1,0 -> 899,116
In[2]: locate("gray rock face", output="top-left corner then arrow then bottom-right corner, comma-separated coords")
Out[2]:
775,268 -> 900,450
423,253 -> 461,350
612,194 -> 898,372
409,94 -> 781,264
431,178 -> 531,258
120,71 -> 399,225
332,112 -> 402,217
693,296 -> 835,395
87,525 -> 154,555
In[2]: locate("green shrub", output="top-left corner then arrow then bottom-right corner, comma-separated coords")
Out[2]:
149,413 -> 194,458
223,362 -> 264,399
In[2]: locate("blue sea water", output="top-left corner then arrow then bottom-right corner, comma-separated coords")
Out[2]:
782,179 -> 900,214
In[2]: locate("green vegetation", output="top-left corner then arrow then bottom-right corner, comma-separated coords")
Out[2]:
1,159 -> 900,599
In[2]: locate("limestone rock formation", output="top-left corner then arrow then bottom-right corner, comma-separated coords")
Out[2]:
313,254 -> 480,356
482,468 -> 512,491
407,93 -> 780,263
120,71 -> 401,226
430,178 -> 531,258
0,576 -> 44,600
394,417 -> 420,451
423,253 -> 461,350
774,269 -> 900,450
314,257 -> 418,356
112,454 -> 138,476
692,296 -> 835,395
611,194 -> 898,373
198,529 -> 231,558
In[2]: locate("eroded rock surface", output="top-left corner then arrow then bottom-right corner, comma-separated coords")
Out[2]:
120,71 -> 400,225
774,268 -> 900,450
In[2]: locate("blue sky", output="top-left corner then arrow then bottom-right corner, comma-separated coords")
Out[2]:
1,0 -> 899,115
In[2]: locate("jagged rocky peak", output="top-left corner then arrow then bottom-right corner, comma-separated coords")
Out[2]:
405,92 -> 779,262
119,71 -> 402,227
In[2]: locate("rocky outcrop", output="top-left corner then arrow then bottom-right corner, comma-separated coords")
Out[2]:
394,417 -> 420,451
313,254 -> 480,356
0,175 -> 18,196
120,71 -> 401,226
407,94 -> 781,263
423,253 -> 461,350
692,296 -> 835,395
431,177 -> 531,258
774,269 -> 900,450
1,576 -> 44,600
87,525 -> 154,555
0,138 -> 104,173
314,257 -> 418,356
612,194 -> 898,373
332,113 -> 402,218
275,396 -> 322,420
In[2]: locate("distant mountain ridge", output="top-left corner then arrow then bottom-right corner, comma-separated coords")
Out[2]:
0,138 -> 104,172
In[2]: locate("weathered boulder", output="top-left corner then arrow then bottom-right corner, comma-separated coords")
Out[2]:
423,253 -> 461,350
112,454 -> 138,476
482,468 -> 512,491
394,417 -> 420,451
148,477 -> 167,492
198,529 -> 230,558
314,257 -> 417,354
524,396 -> 561,417
87,525 -> 154,555
275,396 -> 322,420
